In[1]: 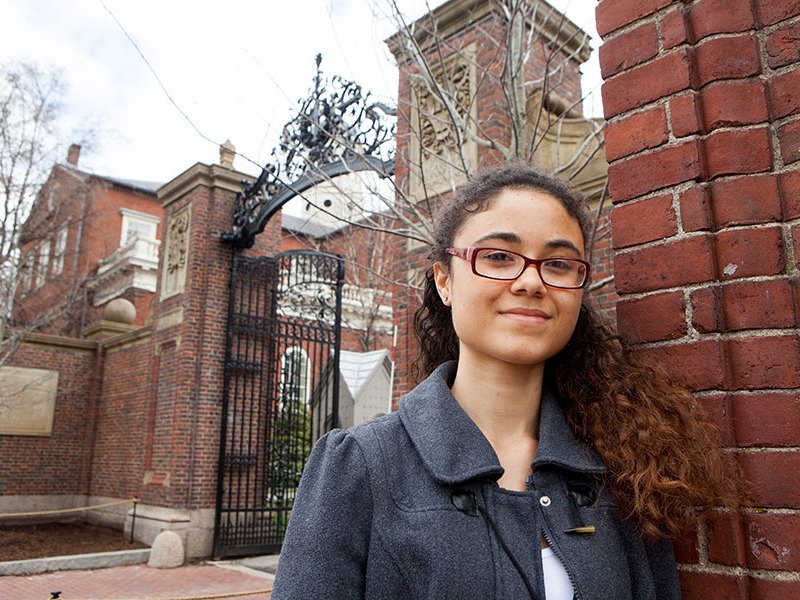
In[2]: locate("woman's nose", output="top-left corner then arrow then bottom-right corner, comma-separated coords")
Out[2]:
509,263 -> 547,295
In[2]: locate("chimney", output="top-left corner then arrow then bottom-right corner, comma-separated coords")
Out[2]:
67,143 -> 81,166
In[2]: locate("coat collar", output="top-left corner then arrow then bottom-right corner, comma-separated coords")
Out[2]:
398,361 -> 605,486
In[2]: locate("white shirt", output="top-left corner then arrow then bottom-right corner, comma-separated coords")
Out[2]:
541,546 -> 575,600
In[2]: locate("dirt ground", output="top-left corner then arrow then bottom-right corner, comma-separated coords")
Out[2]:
0,521 -> 148,562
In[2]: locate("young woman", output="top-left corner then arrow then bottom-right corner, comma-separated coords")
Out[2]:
272,164 -> 729,599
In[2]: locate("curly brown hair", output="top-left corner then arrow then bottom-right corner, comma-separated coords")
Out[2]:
413,163 -> 731,539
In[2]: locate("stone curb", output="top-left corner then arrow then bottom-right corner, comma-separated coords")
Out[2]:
0,548 -> 151,576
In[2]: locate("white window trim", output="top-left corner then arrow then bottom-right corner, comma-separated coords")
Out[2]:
120,208 -> 160,247
20,253 -> 34,292
280,347 -> 311,405
53,226 -> 68,276
35,240 -> 51,288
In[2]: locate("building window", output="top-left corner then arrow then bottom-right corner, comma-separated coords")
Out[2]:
120,208 -> 159,247
19,252 -> 34,292
280,347 -> 310,405
35,240 -> 50,288
52,226 -> 68,276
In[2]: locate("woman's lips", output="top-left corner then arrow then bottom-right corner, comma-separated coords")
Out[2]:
501,308 -> 551,322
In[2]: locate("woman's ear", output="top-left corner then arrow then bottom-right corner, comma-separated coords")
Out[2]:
433,262 -> 452,306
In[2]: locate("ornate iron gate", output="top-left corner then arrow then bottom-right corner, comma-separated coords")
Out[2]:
213,249 -> 344,557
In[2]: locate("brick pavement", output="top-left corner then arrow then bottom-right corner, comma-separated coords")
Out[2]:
0,563 -> 273,600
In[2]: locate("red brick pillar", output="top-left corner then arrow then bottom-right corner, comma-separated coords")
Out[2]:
597,1 -> 800,597
131,163 -> 279,557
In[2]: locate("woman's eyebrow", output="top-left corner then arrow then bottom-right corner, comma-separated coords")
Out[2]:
471,232 -> 583,255
546,239 -> 583,255
472,231 -> 521,245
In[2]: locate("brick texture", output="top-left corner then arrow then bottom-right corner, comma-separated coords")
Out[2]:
632,339 -> 726,391
691,279 -> 796,333
600,1 -> 800,595
599,22 -> 660,79
703,127 -> 773,179
709,175 -> 783,227
678,186 -> 712,232
778,118 -> 800,164
614,234 -> 714,293
738,452 -> 800,508
670,92 -> 702,138
754,0 -> 800,26
616,291 -> 686,343
688,0 -> 755,41
769,68 -> 800,119
610,193 -> 676,247
700,80 -> 769,132
0,343 -> 97,496
715,226 -> 785,280
604,106 -> 669,161
780,169 -> 800,219
741,513 -> 800,571
732,392 -> 800,447
601,50 -> 693,119
766,22 -> 800,69
608,141 -> 701,202
693,35 -> 761,87
596,0 -> 673,37
661,7 -> 689,50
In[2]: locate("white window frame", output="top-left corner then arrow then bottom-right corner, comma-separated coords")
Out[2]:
35,240 -> 50,288
120,208 -> 159,247
19,252 -> 34,292
280,347 -> 311,405
53,226 -> 68,276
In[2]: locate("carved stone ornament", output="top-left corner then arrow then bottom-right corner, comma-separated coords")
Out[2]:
161,204 -> 191,299
408,47 -> 478,202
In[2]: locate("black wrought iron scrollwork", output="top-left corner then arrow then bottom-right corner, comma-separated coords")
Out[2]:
275,252 -> 340,326
224,54 -> 396,248
280,54 -> 395,181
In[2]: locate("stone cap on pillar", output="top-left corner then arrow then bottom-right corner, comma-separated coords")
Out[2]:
156,162 -> 254,208
219,139 -> 236,170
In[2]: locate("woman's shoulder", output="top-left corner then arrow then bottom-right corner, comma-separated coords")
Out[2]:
310,411 -> 404,459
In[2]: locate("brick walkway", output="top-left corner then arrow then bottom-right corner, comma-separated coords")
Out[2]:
0,563 -> 273,599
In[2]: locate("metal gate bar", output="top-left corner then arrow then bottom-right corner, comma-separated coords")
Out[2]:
214,250 -> 344,557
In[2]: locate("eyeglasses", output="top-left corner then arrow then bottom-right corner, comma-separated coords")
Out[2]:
446,247 -> 591,289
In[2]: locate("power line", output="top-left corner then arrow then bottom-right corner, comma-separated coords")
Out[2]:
98,0 -> 264,170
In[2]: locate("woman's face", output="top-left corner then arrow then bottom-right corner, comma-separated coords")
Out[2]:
433,187 -> 586,370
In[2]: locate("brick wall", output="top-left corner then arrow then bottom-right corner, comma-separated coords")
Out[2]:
597,0 -> 800,596
0,339 -> 97,496
89,332 -> 153,501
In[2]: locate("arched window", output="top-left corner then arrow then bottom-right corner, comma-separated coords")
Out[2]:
280,347 -> 310,405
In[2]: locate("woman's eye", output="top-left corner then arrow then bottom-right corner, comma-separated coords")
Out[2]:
483,251 -> 514,262
544,259 -> 574,271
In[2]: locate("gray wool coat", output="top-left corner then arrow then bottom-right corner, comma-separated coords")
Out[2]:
272,362 -> 680,599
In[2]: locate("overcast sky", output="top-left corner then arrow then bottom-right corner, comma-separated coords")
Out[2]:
1,0 -> 600,184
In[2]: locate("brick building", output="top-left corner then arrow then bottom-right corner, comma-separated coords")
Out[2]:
13,144 -> 163,335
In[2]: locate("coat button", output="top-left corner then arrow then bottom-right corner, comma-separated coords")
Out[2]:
540,495 -> 551,507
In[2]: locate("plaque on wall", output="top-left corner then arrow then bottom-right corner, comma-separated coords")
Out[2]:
0,366 -> 59,436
